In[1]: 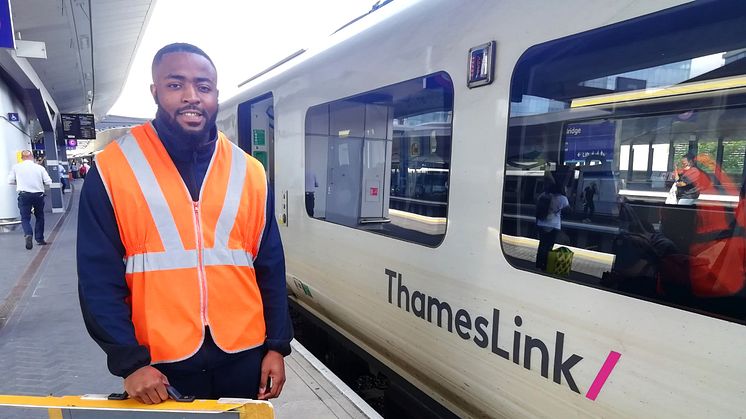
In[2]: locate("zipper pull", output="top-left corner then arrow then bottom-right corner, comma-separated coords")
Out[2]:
193,201 -> 200,223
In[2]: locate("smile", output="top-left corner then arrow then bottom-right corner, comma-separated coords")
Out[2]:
179,111 -> 203,117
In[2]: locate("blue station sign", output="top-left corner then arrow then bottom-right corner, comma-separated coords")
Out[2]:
563,121 -> 616,165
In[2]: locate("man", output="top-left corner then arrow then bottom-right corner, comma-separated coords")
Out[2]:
582,182 -> 597,222
58,162 -> 69,194
77,43 -> 292,404
7,150 -> 52,249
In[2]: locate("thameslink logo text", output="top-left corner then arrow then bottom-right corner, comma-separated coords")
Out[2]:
385,269 -> 622,400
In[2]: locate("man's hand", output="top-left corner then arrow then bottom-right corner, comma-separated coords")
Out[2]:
124,366 -> 169,404
257,350 -> 286,400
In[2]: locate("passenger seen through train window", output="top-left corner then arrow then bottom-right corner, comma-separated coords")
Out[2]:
501,1 -> 746,323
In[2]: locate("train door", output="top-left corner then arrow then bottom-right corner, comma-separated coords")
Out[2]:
318,100 -> 392,226
237,93 -> 275,187
325,100 -> 366,226
359,104 -> 391,221
326,134 -> 364,225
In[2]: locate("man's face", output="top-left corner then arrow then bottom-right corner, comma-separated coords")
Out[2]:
681,157 -> 691,169
150,52 -> 218,142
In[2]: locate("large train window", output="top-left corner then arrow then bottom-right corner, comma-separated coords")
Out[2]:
502,2 -> 746,323
305,72 -> 453,246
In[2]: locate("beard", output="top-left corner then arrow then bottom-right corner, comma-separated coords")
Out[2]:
154,97 -> 218,145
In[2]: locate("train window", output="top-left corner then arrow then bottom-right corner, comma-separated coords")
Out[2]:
502,2 -> 746,323
305,72 -> 454,246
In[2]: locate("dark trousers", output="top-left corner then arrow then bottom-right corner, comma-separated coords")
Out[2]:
305,192 -> 315,217
17,192 -> 45,241
536,227 -> 558,271
584,200 -> 595,218
153,328 -> 266,399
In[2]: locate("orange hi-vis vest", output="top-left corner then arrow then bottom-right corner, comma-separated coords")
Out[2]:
96,123 -> 268,364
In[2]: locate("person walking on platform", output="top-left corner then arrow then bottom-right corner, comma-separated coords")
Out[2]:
7,150 -> 52,249
58,162 -> 69,194
77,43 -> 292,405
79,159 -> 90,178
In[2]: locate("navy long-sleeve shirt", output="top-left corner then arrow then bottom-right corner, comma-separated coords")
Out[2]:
77,120 -> 292,378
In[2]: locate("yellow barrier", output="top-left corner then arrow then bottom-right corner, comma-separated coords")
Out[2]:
0,394 -> 274,419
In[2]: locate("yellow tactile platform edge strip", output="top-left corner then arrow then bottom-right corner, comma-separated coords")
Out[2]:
0,394 -> 274,418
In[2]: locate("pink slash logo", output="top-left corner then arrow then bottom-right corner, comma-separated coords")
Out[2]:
585,351 -> 622,401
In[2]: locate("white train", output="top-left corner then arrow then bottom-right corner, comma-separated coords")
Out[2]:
217,1 -> 746,417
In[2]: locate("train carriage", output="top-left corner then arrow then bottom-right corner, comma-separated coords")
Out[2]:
217,1 -> 746,417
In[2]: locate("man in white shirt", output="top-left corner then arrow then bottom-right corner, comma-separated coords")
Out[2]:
7,150 -> 53,249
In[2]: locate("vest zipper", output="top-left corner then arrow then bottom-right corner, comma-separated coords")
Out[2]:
193,201 -> 208,326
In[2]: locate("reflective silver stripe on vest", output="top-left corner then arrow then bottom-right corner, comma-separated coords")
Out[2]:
94,154 -> 115,209
204,248 -> 254,268
126,250 -> 197,273
126,248 -> 254,274
213,143 -> 247,250
118,133 -> 184,252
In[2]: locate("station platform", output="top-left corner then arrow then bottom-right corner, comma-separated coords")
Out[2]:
0,179 -> 379,419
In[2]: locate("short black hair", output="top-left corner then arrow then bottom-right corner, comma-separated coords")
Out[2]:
684,151 -> 697,162
151,43 -> 215,73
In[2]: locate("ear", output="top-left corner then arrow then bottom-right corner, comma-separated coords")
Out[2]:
150,84 -> 157,104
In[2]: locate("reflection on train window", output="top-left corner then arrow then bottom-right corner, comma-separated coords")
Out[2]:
305,72 -> 453,246
502,2 -> 746,323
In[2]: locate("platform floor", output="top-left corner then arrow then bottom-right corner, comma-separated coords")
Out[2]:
0,179 -> 378,419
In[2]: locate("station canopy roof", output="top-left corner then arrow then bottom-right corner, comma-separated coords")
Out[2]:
10,0 -> 156,115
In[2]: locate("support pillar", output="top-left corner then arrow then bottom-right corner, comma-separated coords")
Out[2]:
42,130 -> 64,213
